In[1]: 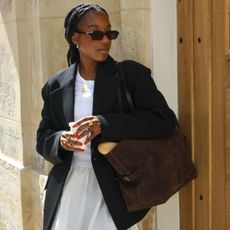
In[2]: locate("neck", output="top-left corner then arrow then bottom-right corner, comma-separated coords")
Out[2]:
79,59 -> 98,80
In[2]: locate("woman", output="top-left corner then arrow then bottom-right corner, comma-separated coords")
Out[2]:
36,3 -> 177,230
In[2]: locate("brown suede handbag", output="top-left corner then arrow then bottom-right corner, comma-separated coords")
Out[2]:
98,63 -> 197,212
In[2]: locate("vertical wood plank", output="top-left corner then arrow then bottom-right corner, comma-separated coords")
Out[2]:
225,0 -> 230,58
193,0 -> 212,229
177,0 -> 195,229
225,89 -> 230,230
212,0 -> 227,229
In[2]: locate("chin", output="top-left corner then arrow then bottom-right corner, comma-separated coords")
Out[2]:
96,54 -> 109,62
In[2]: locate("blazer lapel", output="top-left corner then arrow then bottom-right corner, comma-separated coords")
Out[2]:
62,63 -> 77,127
93,57 -> 120,115
56,57 -> 119,127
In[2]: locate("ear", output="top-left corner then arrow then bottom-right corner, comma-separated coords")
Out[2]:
71,32 -> 79,46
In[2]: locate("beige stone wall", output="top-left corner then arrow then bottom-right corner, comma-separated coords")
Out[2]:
0,0 -> 154,229
120,0 -> 152,67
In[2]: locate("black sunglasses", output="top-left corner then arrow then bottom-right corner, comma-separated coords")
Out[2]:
76,30 -> 119,40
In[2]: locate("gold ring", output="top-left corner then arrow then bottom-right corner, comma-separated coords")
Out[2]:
63,140 -> 67,145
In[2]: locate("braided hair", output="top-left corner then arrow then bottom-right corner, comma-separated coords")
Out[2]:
64,3 -> 108,66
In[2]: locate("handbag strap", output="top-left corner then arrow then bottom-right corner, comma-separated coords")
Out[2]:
116,62 -> 134,112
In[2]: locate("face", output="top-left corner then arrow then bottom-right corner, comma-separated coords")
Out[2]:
72,10 -> 112,63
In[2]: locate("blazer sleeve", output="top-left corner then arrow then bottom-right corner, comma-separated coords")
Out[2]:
97,61 -> 177,141
36,81 -> 70,164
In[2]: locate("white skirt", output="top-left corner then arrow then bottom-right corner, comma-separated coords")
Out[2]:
51,160 -> 139,230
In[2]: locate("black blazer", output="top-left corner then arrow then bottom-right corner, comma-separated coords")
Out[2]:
36,56 -> 176,230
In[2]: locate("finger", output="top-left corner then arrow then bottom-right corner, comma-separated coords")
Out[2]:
76,128 -> 91,139
65,142 -> 84,152
61,135 -> 83,145
73,116 -> 94,128
61,131 -> 73,140
88,120 -> 94,127
60,133 -> 82,150
84,132 -> 98,145
60,136 -> 68,148
74,123 -> 91,136
67,139 -> 84,147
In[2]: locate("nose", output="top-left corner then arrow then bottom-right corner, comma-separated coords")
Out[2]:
101,34 -> 110,44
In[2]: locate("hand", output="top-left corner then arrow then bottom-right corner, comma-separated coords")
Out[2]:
72,116 -> 101,145
60,131 -> 84,152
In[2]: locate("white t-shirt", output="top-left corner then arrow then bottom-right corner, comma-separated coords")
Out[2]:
73,69 -> 95,167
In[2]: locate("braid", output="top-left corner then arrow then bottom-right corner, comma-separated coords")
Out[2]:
67,43 -> 80,67
64,3 -> 108,66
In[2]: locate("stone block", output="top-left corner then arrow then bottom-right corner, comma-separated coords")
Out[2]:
15,0 -> 39,21
0,158 -> 45,230
39,0 -> 120,18
0,118 -> 23,162
21,124 -> 37,166
16,20 -> 43,125
120,0 -> 151,10
0,23 -> 20,121
121,9 -> 152,67
108,12 -> 123,60
0,0 -> 16,24
87,0 -> 120,14
0,202 -> 22,230
39,18 -> 68,80
0,157 -> 22,230
21,167 -> 43,230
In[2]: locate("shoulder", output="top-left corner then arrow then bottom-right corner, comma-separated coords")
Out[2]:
46,63 -> 76,86
121,60 -> 151,74
119,60 -> 152,85
120,60 -> 151,83
41,63 -> 76,96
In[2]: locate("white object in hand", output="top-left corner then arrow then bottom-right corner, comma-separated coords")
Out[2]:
69,122 -> 87,151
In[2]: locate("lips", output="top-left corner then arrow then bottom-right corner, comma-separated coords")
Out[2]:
97,48 -> 110,54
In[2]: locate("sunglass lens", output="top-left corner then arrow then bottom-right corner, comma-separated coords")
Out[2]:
108,31 -> 119,40
90,30 -> 119,40
91,31 -> 104,40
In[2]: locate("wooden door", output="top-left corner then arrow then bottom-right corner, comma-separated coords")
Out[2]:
178,0 -> 230,229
